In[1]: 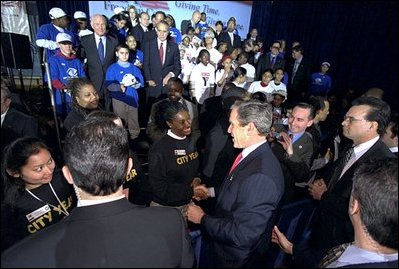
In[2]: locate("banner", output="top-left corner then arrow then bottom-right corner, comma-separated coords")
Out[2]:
88,1 -> 253,39
1,1 -> 31,40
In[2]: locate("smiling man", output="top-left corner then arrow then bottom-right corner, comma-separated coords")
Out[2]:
187,99 -> 284,267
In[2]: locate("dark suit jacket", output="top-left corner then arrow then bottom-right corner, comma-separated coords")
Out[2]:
312,139 -> 396,251
1,108 -> 39,153
180,19 -> 193,35
271,131 -> 315,205
256,52 -> 286,80
200,142 -> 285,267
1,198 -> 194,268
130,24 -> 145,50
217,31 -> 242,55
143,39 -> 181,98
78,34 -> 118,99
287,57 -> 313,102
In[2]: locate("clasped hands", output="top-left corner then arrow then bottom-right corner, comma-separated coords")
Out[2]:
191,177 -> 210,201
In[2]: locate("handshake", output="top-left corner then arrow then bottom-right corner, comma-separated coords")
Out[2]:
191,177 -> 210,201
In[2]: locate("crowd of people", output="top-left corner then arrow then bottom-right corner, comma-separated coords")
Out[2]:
1,5 -> 398,268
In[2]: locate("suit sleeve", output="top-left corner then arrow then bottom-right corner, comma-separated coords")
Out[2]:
202,173 -> 280,248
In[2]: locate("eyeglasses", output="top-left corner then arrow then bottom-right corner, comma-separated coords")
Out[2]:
272,46 -> 280,49
343,116 -> 368,124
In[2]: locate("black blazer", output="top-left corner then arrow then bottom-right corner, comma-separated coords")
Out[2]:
143,39 -> 181,98
217,31 -> 242,55
1,108 -> 39,153
78,34 -> 118,98
200,142 -> 284,267
256,52 -> 286,80
130,24 -> 145,50
312,139 -> 396,251
1,199 -> 194,268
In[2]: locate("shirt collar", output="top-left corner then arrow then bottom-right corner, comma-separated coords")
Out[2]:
167,129 -> 186,140
77,195 -> 125,207
242,140 -> 267,159
353,136 -> 379,159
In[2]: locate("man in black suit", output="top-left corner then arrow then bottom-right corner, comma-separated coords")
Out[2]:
130,11 -> 150,50
78,14 -> 118,111
272,97 -> 396,267
187,100 -> 284,267
142,11 -> 165,44
143,20 -> 181,117
287,45 -> 312,104
1,83 -> 39,153
1,117 -> 194,268
180,10 -> 201,35
256,40 -> 286,80
217,17 -> 242,55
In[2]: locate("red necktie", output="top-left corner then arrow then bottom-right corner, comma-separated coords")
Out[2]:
159,42 -> 164,65
229,152 -> 243,175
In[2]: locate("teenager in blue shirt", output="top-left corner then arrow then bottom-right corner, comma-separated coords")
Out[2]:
106,44 -> 144,140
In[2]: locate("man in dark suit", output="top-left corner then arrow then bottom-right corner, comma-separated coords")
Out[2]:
143,20 -> 181,116
1,117 -> 194,268
180,10 -> 201,35
270,102 -> 316,205
1,84 -> 39,153
217,17 -> 242,55
130,11 -> 150,50
288,96 -> 395,267
256,40 -> 286,80
187,99 -> 285,267
287,45 -> 312,104
142,11 -> 165,44
78,14 -> 118,111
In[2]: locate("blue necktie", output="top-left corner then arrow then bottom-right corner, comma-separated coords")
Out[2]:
98,37 -> 104,63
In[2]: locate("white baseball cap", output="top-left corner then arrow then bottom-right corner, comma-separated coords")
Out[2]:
49,7 -> 67,20
121,74 -> 137,87
73,11 -> 87,19
113,7 -> 125,14
56,32 -> 73,43
321,62 -> 331,68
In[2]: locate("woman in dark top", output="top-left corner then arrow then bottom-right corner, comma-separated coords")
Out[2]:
148,100 -> 201,216
1,137 -> 76,252
63,77 -> 99,132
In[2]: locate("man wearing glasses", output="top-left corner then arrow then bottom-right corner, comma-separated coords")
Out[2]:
296,96 -> 397,267
255,40 -> 286,80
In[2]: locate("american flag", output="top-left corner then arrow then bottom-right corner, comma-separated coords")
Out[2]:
139,1 -> 170,11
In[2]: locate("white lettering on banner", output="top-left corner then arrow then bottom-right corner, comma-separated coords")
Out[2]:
1,1 -> 31,40
89,1 -> 253,39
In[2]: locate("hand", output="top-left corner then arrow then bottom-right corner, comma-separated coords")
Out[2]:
186,203 -> 205,224
308,178 -> 327,200
121,85 -> 126,93
148,80 -> 156,87
271,226 -> 293,255
192,185 -> 210,201
324,148 -> 333,163
163,73 -> 172,86
278,132 -> 293,155
191,177 -> 202,188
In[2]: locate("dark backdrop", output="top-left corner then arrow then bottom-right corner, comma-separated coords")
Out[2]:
250,1 -> 398,110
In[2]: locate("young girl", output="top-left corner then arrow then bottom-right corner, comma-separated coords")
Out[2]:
248,68 -> 274,102
215,55 -> 234,96
125,35 -> 144,69
189,49 -> 215,106
1,137 -> 76,251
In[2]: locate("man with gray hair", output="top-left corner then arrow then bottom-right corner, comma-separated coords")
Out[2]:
187,99 -> 285,267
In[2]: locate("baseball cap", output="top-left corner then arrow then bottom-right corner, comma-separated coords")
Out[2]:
113,7 -> 125,14
49,7 -> 67,20
321,62 -> 330,68
74,11 -> 87,20
272,90 -> 287,99
56,32 -> 73,43
204,30 -> 214,39
121,74 -> 137,87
